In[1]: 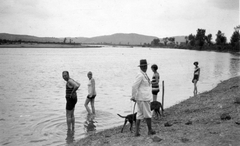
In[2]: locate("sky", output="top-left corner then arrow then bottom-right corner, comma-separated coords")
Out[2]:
0,0 -> 239,40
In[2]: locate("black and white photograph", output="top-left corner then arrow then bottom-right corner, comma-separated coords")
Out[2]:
0,0 -> 239,145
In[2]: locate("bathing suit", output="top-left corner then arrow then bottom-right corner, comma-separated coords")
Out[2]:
65,84 -> 77,110
192,67 -> 200,82
87,78 -> 96,100
152,74 -> 160,95
87,95 -> 96,100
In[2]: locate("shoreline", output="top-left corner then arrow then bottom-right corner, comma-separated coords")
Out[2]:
0,44 -> 102,48
73,76 -> 240,146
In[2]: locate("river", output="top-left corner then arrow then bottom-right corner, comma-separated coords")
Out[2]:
0,47 -> 239,146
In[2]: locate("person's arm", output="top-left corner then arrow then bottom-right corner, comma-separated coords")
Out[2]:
198,68 -> 200,80
68,79 -> 80,97
194,67 -> 200,73
131,74 -> 142,102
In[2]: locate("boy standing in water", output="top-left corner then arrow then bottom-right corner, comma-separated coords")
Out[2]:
192,62 -> 200,96
84,71 -> 97,115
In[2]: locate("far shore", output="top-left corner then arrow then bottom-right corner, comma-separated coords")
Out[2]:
73,76 -> 240,146
0,43 -> 102,48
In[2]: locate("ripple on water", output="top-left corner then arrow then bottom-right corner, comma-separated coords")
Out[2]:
2,48 -> 239,146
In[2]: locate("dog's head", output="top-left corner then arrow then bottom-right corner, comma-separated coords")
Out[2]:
150,101 -> 161,110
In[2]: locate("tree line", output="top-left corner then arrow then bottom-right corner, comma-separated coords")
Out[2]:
148,25 -> 240,52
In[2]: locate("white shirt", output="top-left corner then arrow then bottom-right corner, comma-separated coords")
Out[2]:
132,70 -> 152,101
88,78 -> 96,96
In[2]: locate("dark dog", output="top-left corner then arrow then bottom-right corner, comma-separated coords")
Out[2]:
151,101 -> 164,118
117,113 -> 137,133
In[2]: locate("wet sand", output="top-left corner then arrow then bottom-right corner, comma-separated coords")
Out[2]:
73,76 -> 240,146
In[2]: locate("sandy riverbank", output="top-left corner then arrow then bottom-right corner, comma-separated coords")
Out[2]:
0,43 -> 102,48
73,76 -> 240,146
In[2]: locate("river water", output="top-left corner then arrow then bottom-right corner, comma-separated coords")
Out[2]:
0,47 -> 239,146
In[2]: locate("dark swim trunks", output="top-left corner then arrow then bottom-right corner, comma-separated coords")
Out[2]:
192,75 -> 199,83
65,85 -> 77,110
87,95 -> 96,100
66,94 -> 77,110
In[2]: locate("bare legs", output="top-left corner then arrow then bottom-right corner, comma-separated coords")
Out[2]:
152,94 -> 157,101
193,80 -> 198,96
90,99 -> 95,114
66,109 -> 75,130
84,98 -> 95,114
152,94 -> 158,117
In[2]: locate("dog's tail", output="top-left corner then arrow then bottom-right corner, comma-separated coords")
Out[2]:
117,114 -> 126,118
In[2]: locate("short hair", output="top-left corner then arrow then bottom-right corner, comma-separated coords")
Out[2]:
193,62 -> 199,65
151,64 -> 158,71
62,71 -> 69,75
87,71 -> 92,75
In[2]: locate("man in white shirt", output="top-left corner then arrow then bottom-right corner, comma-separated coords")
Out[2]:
131,59 -> 156,136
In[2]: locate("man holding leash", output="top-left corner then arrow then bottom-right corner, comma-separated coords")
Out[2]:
131,59 -> 156,136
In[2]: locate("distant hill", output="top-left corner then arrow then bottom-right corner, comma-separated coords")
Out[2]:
80,33 -> 158,45
0,33 -> 186,45
0,33 -> 64,43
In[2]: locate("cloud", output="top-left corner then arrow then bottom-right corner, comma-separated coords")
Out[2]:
0,0 -> 50,20
0,0 -> 238,39
210,0 -> 239,10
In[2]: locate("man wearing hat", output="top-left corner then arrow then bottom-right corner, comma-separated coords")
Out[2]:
131,59 -> 156,136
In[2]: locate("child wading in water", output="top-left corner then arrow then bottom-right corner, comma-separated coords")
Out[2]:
84,71 -> 97,115
192,61 -> 200,96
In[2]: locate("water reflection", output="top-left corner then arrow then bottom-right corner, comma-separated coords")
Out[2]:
84,114 -> 96,132
65,129 -> 75,144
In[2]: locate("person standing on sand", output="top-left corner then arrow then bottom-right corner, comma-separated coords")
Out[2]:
192,61 -> 200,96
151,64 -> 160,101
62,71 -> 80,131
84,71 -> 97,115
131,59 -> 156,137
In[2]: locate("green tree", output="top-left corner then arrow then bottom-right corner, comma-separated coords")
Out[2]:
162,37 -> 168,45
188,34 -> 195,46
230,26 -> 240,51
215,30 -> 227,45
205,34 -> 212,46
152,38 -> 160,46
230,31 -> 239,46
195,29 -> 206,47
168,37 -> 175,43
